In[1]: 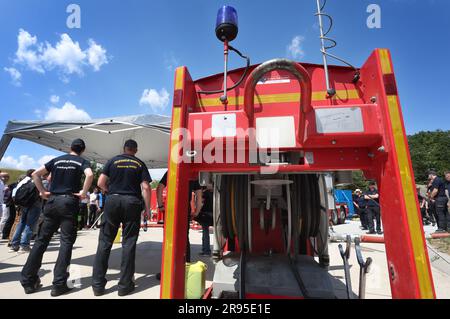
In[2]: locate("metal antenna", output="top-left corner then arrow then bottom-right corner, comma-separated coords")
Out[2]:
315,0 -> 360,96
316,0 -> 335,96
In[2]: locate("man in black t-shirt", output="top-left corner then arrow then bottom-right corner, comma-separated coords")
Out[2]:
92,139 -> 152,297
21,138 -> 94,297
364,182 -> 382,235
428,171 -> 448,233
353,189 -> 368,230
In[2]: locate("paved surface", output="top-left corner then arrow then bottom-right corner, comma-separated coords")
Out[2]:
0,221 -> 448,299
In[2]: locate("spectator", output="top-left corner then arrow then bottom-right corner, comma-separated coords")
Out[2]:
428,171 -> 448,233
154,172 -> 203,281
88,188 -> 100,228
364,181 -> 382,235
0,172 -> 10,234
156,175 -> 166,224
353,189 -> 368,230
21,138 -> 93,296
427,178 -> 437,226
444,171 -> 450,231
9,170 -> 41,253
95,189 -> 105,228
193,185 -> 213,257
79,190 -> 89,230
2,178 -> 18,240
417,188 -> 431,226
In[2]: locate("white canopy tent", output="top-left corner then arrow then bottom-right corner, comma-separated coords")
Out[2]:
0,114 -> 171,168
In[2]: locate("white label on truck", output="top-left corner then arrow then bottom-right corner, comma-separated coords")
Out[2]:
315,107 -> 364,133
211,113 -> 237,138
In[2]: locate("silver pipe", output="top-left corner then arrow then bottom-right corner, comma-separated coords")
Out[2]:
286,179 -> 292,255
221,46 -> 229,103
316,0 -> 333,95
213,175 -> 221,254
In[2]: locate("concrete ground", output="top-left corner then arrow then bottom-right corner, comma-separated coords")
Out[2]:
0,221 -> 449,299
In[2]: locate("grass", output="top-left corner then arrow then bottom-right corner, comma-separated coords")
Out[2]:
429,237 -> 450,255
0,168 -> 26,184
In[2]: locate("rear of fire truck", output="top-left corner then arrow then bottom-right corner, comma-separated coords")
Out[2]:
159,3 -> 435,300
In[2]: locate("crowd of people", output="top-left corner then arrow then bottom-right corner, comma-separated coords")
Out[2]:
352,171 -> 450,235
352,181 -> 382,235
418,171 -> 450,233
0,137 -> 214,297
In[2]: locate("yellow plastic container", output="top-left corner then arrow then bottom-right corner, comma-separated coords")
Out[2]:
114,228 -> 122,244
185,261 -> 207,299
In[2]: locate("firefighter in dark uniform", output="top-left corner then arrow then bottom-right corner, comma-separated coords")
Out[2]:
353,189 -> 368,230
21,139 -> 94,296
92,139 -> 151,296
428,171 -> 448,233
364,181 -> 382,235
445,171 -> 450,230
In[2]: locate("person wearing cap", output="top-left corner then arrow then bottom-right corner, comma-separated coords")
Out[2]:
353,189 -> 368,230
428,171 -> 448,233
92,139 -> 152,297
20,138 -> 94,296
364,182 -> 382,235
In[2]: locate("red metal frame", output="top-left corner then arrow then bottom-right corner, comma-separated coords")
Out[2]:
160,49 -> 435,299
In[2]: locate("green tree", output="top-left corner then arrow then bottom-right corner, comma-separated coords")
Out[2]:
408,130 -> 450,184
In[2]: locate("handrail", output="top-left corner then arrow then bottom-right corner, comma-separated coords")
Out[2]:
242,59 -> 312,143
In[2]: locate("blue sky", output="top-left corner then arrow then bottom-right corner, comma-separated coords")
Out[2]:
1,0 -> 449,176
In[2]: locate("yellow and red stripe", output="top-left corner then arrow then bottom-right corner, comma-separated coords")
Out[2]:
161,67 -> 184,299
379,49 -> 434,299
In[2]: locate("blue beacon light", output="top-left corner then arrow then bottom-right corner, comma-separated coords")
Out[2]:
215,6 -> 238,42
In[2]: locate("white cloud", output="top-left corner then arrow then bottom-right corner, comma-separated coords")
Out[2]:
86,39 -> 108,71
164,52 -> 179,71
0,154 -> 55,170
15,29 -> 44,73
4,67 -> 22,86
37,155 -> 55,166
45,102 -> 91,121
139,88 -> 170,111
287,35 -> 305,59
13,29 -> 109,81
50,95 -> 60,104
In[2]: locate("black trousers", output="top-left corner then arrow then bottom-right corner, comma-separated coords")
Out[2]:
435,197 -> 449,230
21,195 -> 79,288
88,204 -> 97,226
79,203 -> 88,230
92,194 -> 142,290
367,206 -> 381,232
356,207 -> 368,228
2,204 -> 16,239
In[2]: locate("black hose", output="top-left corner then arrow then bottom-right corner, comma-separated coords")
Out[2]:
288,254 -> 311,299
220,176 -> 230,241
197,46 -> 251,95
239,247 -> 246,299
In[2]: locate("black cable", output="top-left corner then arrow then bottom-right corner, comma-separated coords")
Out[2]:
288,254 -> 311,299
197,45 -> 251,95
239,249 -> 246,299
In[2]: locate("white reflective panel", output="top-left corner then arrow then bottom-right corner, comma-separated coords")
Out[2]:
315,107 -> 364,133
211,113 -> 237,138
